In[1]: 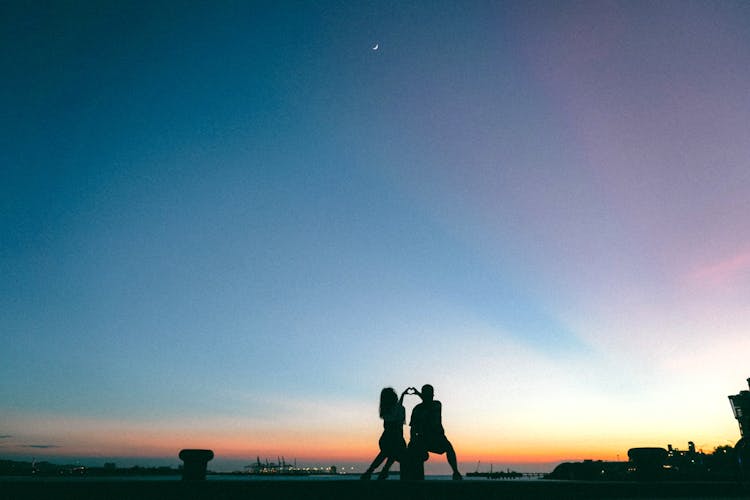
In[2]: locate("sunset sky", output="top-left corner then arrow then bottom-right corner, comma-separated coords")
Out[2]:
2,1 -> 750,473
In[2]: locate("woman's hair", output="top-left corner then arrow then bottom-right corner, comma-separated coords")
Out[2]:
379,387 -> 398,418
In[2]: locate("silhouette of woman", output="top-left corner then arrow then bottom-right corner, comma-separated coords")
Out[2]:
360,387 -> 409,480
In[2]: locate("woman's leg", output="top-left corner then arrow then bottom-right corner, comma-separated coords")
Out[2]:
377,456 -> 396,480
360,452 -> 387,479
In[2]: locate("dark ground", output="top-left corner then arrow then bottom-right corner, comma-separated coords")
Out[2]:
1,479 -> 749,500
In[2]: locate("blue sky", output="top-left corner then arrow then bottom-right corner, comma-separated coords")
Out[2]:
2,1 -> 750,471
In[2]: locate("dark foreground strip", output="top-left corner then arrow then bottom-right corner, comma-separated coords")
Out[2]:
1,479 -> 748,500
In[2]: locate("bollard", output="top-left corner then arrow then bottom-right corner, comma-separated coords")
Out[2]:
178,449 -> 214,480
627,447 -> 667,480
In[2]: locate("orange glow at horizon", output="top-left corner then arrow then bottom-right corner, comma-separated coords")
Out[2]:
9,420 -> 740,467
33,438 -> 626,465
21,437 -> 683,467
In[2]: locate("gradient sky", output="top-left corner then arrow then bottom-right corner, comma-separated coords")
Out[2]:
2,1 -> 750,472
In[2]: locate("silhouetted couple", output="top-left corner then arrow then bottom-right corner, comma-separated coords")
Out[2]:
360,384 -> 462,480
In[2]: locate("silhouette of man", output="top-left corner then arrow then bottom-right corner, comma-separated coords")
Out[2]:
409,384 -> 462,480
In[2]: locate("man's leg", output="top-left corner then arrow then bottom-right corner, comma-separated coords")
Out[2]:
445,441 -> 462,479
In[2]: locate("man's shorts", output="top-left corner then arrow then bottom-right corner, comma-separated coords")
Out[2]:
414,434 -> 451,455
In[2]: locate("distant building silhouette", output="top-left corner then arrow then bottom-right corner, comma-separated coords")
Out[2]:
728,378 -> 750,438
728,377 -> 750,481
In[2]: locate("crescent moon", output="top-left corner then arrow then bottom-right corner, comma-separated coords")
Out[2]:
372,44 -> 379,51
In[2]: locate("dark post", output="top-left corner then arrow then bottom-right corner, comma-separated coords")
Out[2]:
178,449 -> 214,480
400,446 -> 425,480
